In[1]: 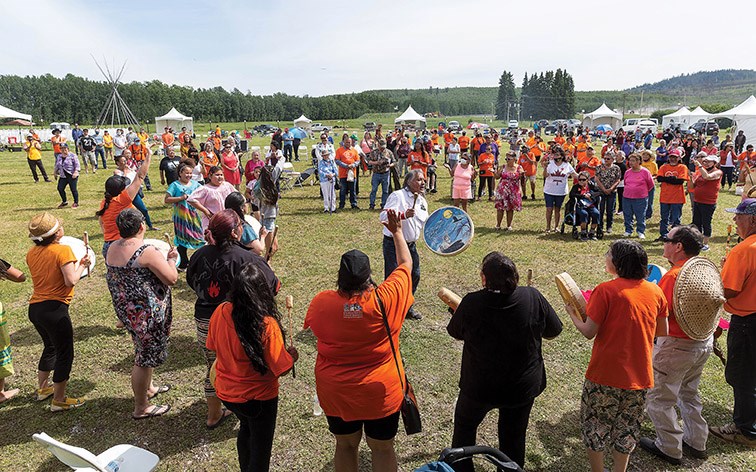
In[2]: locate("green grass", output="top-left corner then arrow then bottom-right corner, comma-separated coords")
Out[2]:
0,136 -> 754,472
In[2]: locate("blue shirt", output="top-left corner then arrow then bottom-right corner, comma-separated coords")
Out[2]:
283,132 -> 293,144
240,221 -> 259,246
94,134 -> 104,147
318,158 -> 337,183
72,128 -> 83,143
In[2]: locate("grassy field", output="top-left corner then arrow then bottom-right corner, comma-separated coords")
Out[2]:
0,131 -> 754,472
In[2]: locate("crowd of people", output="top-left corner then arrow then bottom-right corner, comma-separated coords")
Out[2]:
2,121 -> 755,472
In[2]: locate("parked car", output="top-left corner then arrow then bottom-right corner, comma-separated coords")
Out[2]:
621,118 -> 657,134
544,119 -> 567,135
363,122 -> 377,131
253,124 -> 278,135
508,120 -> 519,129
448,120 -> 461,131
689,120 -> 719,136
312,123 -> 331,132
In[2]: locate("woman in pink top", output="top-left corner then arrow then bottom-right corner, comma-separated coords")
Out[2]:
622,153 -> 655,239
445,153 -> 477,212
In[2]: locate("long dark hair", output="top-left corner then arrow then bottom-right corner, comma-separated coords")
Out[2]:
224,192 -> 247,221
228,263 -> 284,374
259,165 -> 278,206
96,176 -> 128,217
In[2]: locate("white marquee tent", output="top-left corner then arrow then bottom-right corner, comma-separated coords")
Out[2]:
293,114 -> 312,129
713,95 -> 756,147
688,106 -> 712,126
662,107 -> 691,129
0,103 -> 32,122
582,103 -> 622,129
395,105 -> 426,128
154,107 -> 193,132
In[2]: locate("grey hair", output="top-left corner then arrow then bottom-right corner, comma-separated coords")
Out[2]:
403,169 -> 424,188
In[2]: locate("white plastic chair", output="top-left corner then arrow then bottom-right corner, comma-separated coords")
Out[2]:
32,432 -> 159,472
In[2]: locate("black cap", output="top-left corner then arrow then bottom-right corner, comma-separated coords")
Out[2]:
338,250 -> 371,290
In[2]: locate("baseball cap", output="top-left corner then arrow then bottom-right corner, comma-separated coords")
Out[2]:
703,155 -> 718,162
338,250 -> 371,290
726,198 -> 756,215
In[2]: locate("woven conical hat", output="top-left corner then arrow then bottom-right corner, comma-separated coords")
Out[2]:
673,257 -> 725,341
555,272 -> 586,321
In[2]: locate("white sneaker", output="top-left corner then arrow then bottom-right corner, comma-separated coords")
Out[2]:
638,233 -> 646,239
623,232 -> 631,237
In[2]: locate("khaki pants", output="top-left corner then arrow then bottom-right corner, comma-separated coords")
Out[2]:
646,336 -> 712,458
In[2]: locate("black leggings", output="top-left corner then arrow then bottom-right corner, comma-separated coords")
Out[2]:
478,175 -> 494,198
28,300 -> 74,383
177,245 -> 189,269
222,397 -> 278,472
28,159 -> 49,181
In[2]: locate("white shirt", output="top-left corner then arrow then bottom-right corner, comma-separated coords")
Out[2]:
315,142 -> 335,162
448,143 -> 460,160
380,188 -> 429,241
543,161 -> 575,196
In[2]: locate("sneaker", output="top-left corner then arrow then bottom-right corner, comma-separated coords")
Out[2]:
36,386 -> 54,401
638,437 -> 682,465
50,396 -> 86,412
351,205 -> 360,210
701,244 -> 710,251
709,423 -> 756,448
406,310 -> 423,321
638,233 -> 646,239
57,202 -> 68,209
588,232 -> 597,240
606,228 -> 612,234
148,226 -> 160,231
71,203 -> 79,209
506,226 -> 512,231
623,232 -> 631,237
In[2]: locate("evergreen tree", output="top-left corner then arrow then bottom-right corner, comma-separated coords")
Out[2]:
495,70 -> 516,120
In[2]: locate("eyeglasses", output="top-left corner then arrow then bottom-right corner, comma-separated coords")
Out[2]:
661,235 -> 679,244
578,178 -> 587,182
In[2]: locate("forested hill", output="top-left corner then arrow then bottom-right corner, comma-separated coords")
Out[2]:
629,69 -> 756,93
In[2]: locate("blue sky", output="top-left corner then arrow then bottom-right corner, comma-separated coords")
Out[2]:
4,0 -> 755,96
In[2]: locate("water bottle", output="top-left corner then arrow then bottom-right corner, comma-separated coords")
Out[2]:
312,394 -> 323,416
105,460 -> 120,472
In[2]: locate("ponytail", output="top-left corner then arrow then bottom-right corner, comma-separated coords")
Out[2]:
95,194 -> 114,217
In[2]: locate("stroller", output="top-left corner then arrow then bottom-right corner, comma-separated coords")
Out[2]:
561,184 -> 604,240
415,446 -> 523,471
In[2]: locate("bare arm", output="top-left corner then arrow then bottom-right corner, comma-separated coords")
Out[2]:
164,192 -> 189,205
566,304 -> 599,339
139,246 -> 179,286
60,255 -> 91,287
655,316 -> 669,337
381,209 -> 411,270
3,264 -> 26,282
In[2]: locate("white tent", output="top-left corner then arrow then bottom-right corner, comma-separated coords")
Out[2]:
582,103 -> 622,129
394,105 -> 427,128
713,95 -> 756,147
154,107 -> 193,133
688,106 -> 712,126
293,114 -> 312,129
0,103 -> 32,122
662,107 -> 691,129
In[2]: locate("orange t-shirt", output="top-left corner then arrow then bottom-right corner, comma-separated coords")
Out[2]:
658,260 -> 690,339
408,151 -> 431,177
212,136 -> 221,151
304,264 -> 413,421
575,142 -> 588,161
162,132 -> 175,147
721,234 -> 756,317
526,137 -> 536,149
477,152 -> 495,177
129,143 -> 148,162
554,136 -> 566,146
100,190 -> 136,242
531,142 -> 546,158
206,302 -> 293,403
658,163 -> 689,204
27,243 -> 77,305
199,151 -> 219,178
51,135 -> 66,154
578,156 -> 601,178
178,132 -> 187,144
518,152 -> 536,176
472,137 -> 485,152
457,135 -> 470,149
585,277 -> 667,390
335,147 -> 360,179
738,151 -> 756,170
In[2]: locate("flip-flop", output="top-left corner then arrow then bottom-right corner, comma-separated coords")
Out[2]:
207,408 -> 233,430
0,388 -> 20,404
148,384 -> 171,400
132,404 -> 171,420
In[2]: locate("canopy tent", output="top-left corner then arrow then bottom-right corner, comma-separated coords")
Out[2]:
662,107 -> 691,129
0,103 -> 32,123
154,107 -> 193,133
293,114 -> 312,129
582,103 -> 622,129
712,95 -> 756,147
394,105 -> 427,128
688,106 -> 712,126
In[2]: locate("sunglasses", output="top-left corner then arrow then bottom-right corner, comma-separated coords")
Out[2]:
578,178 -> 587,182
661,235 -> 679,244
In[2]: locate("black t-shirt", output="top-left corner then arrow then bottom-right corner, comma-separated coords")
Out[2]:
447,287 -> 563,406
80,136 -> 95,151
186,241 -> 279,320
160,157 -> 181,185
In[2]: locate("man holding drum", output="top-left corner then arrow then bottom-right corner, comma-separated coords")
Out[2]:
640,225 -> 712,464
380,170 -> 428,320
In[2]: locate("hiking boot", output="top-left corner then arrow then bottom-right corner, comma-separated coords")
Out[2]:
709,423 -> 756,448
36,386 -> 54,401
51,396 -> 86,412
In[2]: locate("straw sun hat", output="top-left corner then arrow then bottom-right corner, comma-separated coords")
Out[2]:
673,257 -> 725,341
28,212 -> 60,242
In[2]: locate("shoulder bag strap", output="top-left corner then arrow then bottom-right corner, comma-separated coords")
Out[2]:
375,292 -> 405,392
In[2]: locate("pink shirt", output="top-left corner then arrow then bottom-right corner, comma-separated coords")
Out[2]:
622,167 -> 654,199
453,164 -> 474,189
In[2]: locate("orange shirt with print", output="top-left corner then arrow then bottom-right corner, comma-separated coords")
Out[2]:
100,190 -> 136,242
457,135 -> 470,149
27,243 -> 77,305
658,163 -> 689,204
408,151 -> 431,178
738,150 -> 756,170
721,234 -> 756,317
304,264 -> 414,421
585,277 -> 667,390
161,132 -> 174,147
207,303 -> 293,403
444,132 -> 455,146
578,156 -> 601,178
518,152 -> 537,176
477,152 -> 495,177
335,147 -> 360,179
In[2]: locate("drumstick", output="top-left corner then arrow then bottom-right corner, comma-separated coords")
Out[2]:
285,295 -> 295,378
725,224 -> 733,255
527,268 -> 533,286
265,225 -> 279,262
412,192 -> 418,209
83,231 -> 90,277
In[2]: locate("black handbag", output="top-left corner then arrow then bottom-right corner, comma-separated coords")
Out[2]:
376,294 -> 422,435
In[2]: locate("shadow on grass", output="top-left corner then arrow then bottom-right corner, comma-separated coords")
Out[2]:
319,449 -> 374,472
11,324 -> 125,347
109,335 -> 204,374
532,408 -> 585,471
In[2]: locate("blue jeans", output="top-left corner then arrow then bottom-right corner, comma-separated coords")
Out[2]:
95,147 -> 106,168
370,172 -> 390,208
645,185 -> 655,219
57,175 -> 79,204
599,192 -> 616,230
659,203 -> 683,237
383,236 -> 420,301
692,202 -> 716,237
576,206 -> 600,226
623,197 -> 648,235
132,191 -> 154,228
338,177 -> 357,208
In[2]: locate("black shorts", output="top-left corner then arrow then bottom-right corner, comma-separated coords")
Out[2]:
326,411 -> 400,440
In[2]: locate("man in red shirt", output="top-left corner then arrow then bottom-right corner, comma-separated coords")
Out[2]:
640,225 -> 711,465
335,138 -> 361,210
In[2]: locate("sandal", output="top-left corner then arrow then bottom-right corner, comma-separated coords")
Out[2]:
148,384 -> 171,400
133,404 -> 171,420
207,408 -> 233,430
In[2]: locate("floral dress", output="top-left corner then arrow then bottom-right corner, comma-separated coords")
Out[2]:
495,167 -> 523,212
166,180 -> 205,249
106,245 -> 172,368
